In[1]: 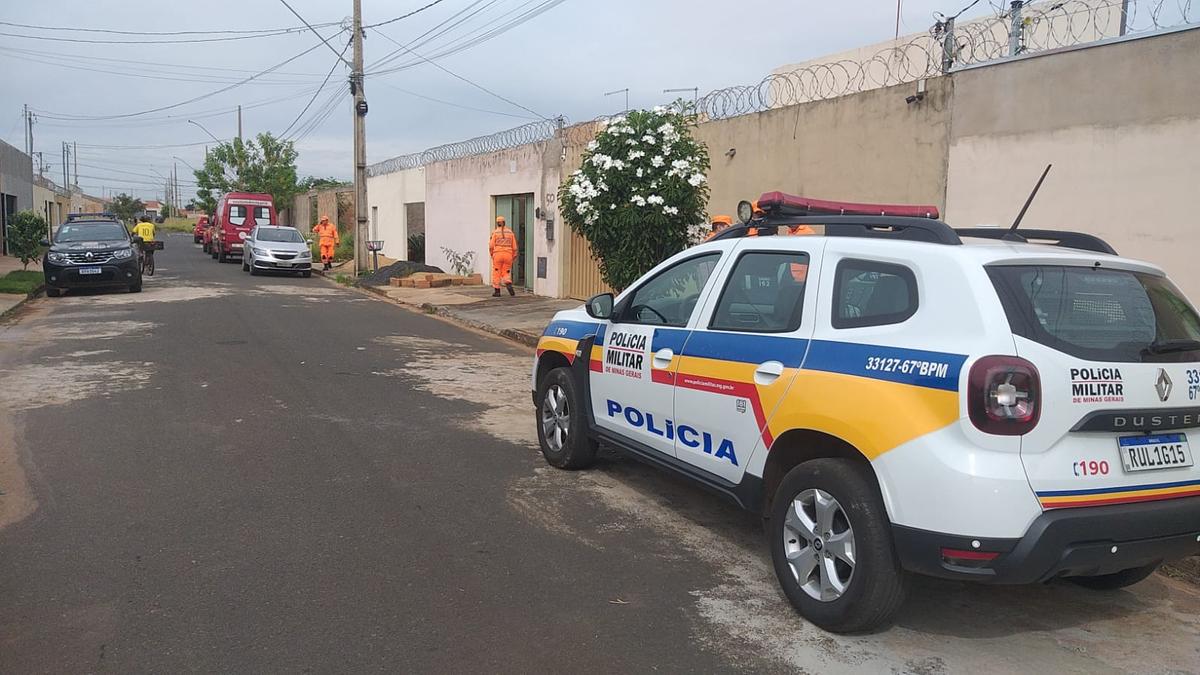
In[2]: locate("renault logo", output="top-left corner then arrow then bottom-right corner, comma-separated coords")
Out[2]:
1155,369 -> 1173,402
84,251 -> 94,260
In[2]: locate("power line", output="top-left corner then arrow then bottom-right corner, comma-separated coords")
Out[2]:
368,0 -> 569,76
0,47 -> 320,87
376,81 -> 538,119
279,40 -> 352,138
32,38 -> 340,121
367,0 -> 501,72
0,19 -> 340,36
0,22 -> 341,45
365,0 -> 454,28
276,0 -> 352,66
368,27 -> 547,120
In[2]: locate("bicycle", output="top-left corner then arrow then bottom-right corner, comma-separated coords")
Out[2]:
139,240 -> 163,276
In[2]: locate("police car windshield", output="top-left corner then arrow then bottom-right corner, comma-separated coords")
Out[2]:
989,265 -> 1200,363
56,222 -> 127,243
257,228 -> 304,243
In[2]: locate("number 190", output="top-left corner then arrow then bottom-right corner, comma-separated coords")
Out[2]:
1074,460 -> 1109,476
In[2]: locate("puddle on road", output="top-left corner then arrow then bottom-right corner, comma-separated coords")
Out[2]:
377,331 -> 1200,674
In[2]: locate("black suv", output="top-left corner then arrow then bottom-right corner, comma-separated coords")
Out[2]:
42,213 -> 143,297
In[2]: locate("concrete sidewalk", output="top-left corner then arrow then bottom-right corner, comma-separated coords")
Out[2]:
319,267 -> 580,346
365,282 -> 579,346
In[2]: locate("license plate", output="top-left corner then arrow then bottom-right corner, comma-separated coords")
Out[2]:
79,267 -> 102,275
232,243 -> 243,249
277,261 -> 292,267
1119,434 -> 1193,472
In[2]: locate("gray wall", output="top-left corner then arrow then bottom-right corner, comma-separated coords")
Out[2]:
945,26 -> 1200,298
0,139 -> 33,212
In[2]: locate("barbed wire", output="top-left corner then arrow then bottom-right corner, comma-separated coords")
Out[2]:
367,117 -> 565,176
369,0 -> 1195,174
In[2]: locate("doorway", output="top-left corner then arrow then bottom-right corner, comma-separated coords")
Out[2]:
493,193 -> 534,289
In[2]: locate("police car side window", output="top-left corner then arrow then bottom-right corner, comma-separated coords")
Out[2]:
711,252 -> 810,333
833,259 -> 918,329
621,253 -> 721,327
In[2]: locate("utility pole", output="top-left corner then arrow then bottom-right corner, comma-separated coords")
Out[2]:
352,0 -> 369,275
73,141 -> 77,188
1008,1 -> 1024,56
238,105 -> 243,142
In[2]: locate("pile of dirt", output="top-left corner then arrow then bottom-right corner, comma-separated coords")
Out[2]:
358,261 -> 444,287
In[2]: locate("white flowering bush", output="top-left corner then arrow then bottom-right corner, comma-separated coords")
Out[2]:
559,106 -> 710,291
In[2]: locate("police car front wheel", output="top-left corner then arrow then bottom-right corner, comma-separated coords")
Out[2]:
769,459 -> 908,633
536,368 -> 597,470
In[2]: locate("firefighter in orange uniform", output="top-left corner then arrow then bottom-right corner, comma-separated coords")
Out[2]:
787,224 -> 817,282
489,216 -> 518,297
703,214 -> 734,242
313,215 -> 338,270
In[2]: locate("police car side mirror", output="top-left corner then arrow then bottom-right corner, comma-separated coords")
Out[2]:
39,238 -> 50,247
306,238 -> 313,245
586,293 -> 614,320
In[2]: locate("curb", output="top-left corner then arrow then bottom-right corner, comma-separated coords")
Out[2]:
0,284 -> 46,321
318,270 -> 541,348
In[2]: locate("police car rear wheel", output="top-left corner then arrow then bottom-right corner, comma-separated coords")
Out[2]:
769,459 -> 908,633
537,368 -> 596,470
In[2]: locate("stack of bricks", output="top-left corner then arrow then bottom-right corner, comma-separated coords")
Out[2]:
389,273 -> 484,288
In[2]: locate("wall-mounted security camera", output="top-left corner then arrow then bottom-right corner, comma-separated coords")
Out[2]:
906,79 -> 927,105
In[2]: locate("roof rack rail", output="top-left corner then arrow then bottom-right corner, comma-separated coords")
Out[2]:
711,215 -> 963,245
955,228 -> 1117,255
66,212 -> 118,221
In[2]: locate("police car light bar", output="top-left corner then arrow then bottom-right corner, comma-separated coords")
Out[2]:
757,192 -> 940,219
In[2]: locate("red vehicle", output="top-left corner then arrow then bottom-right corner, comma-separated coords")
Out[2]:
209,192 -> 278,263
193,215 -> 209,244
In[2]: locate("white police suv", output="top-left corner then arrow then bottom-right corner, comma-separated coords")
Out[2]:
531,192 -> 1200,633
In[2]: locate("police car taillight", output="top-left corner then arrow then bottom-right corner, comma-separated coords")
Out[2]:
968,356 -> 1041,435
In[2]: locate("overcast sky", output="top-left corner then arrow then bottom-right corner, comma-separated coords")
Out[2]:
1,0 -> 995,202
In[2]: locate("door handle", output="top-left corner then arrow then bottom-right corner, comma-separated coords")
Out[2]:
754,360 -> 785,385
652,348 -> 674,369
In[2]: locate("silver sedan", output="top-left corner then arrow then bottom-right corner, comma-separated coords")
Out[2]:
242,226 -> 314,277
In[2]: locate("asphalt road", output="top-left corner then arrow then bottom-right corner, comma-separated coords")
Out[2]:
0,234 -> 1197,673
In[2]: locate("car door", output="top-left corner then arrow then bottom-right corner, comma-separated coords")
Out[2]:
672,242 -> 825,483
590,252 -> 726,457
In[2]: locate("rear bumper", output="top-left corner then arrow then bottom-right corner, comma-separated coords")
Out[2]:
893,495 -> 1200,583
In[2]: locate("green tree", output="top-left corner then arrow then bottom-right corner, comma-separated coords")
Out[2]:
107,193 -> 145,224
193,133 -> 301,214
299,176 -> 349,191
558,106 -> 710,291
7,210 -> 48,270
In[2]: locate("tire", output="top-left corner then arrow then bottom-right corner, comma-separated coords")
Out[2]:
536,367 -> 597,470
768,459 -> 908,633
242,259 -> 250,272
301,271 -> 312,278
1069,563 -> 1159,590
129,281 -> 142,293
45,287 -> 62,298
144,254 -> 155,276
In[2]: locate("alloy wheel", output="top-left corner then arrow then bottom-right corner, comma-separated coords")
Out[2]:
782,488 -> 856,601
540,384 -> 570,452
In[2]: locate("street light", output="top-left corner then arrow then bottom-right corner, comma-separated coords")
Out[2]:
604,88 -> 630,112
187,119 -> 221,143
172,155 -> 198,171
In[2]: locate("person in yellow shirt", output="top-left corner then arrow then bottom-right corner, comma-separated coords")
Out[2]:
132,217 -> 156,243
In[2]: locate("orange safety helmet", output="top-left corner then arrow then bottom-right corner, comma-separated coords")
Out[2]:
496,215 -> 507,226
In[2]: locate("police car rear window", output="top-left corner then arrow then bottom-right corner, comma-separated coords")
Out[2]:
988,265 -> 1200,363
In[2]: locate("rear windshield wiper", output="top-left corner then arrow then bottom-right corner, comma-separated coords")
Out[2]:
1142,339 -> 1200,355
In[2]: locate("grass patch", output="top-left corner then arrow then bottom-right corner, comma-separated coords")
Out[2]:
0,270 -> 44,295
158,217 -> 197,234
334,274 -> 355,286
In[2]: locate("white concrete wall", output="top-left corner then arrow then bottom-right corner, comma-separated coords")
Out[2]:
425,142 -> 564,296
366,167 -> 425,260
